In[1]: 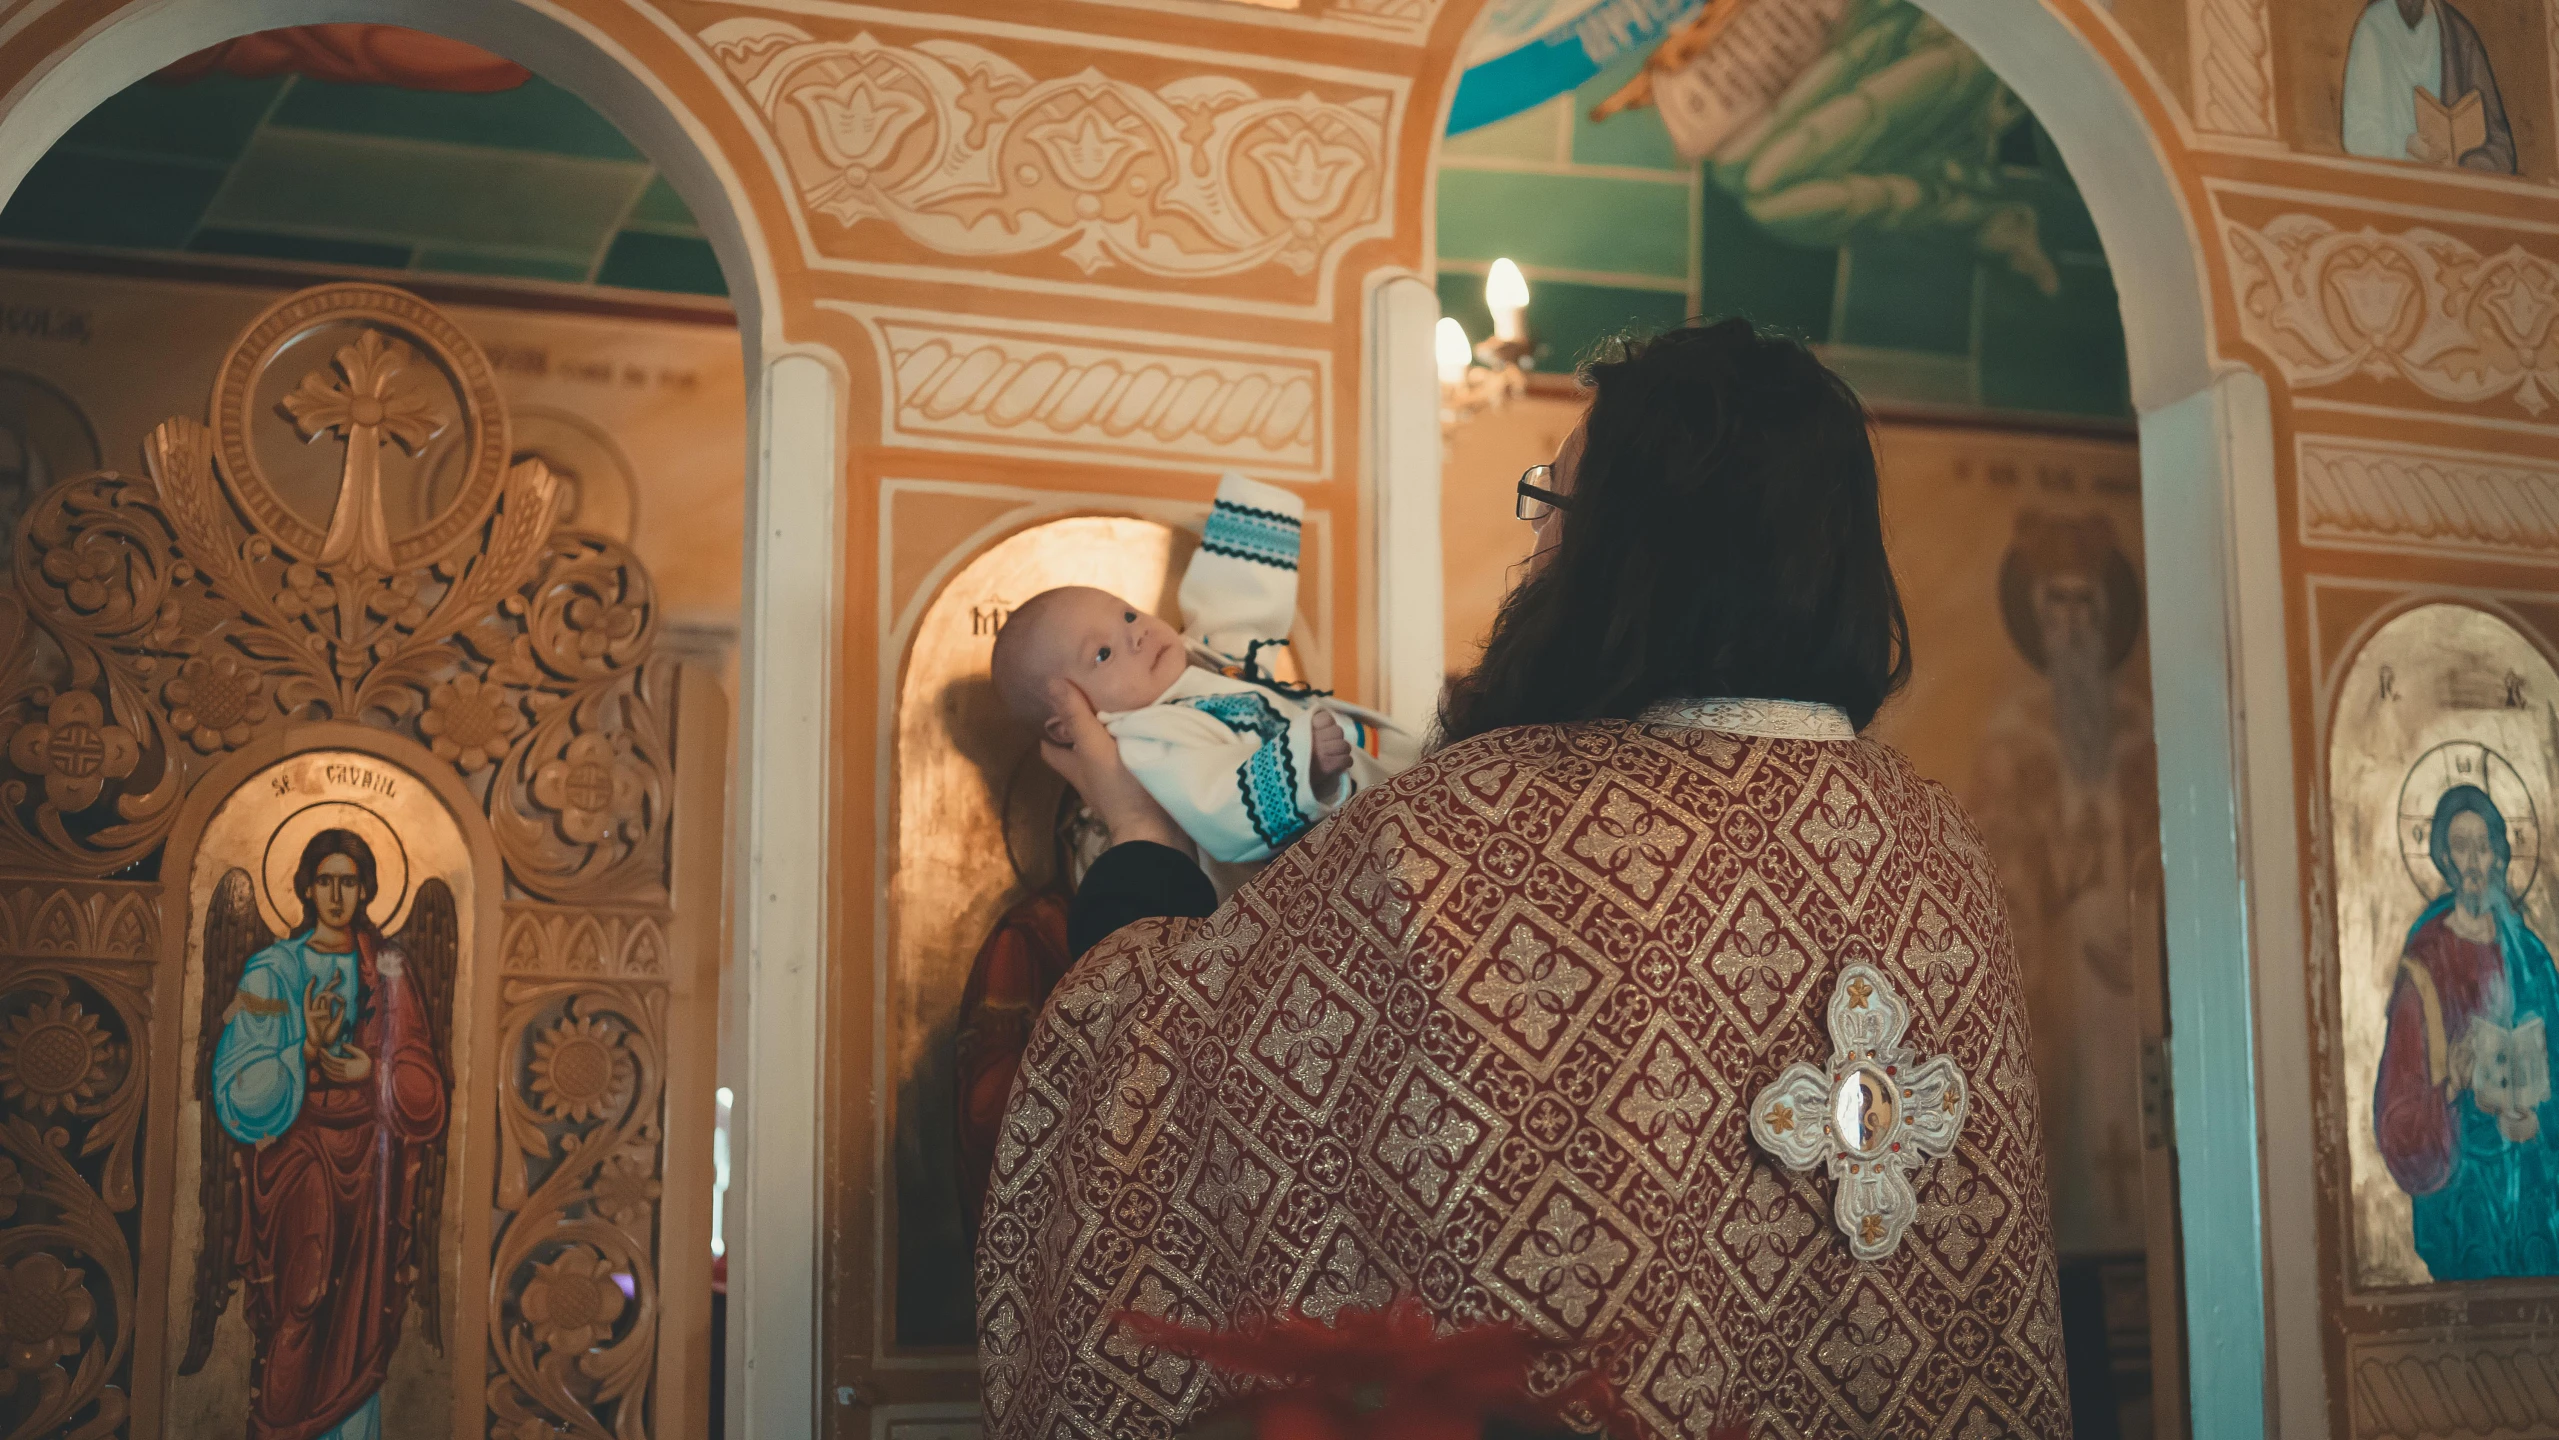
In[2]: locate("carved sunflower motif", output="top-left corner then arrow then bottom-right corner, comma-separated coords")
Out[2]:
531,732 -> 645,845
0,1252 -> 94,1375
0,1155 -> 22,1223
165,653 -> 271,753
420,673 -> 524,773
7,691 -> 141,812
0,996 -> 110,1116
529,1015 -> 631,1123
518,1245 -> 628,1354
592,1151 -> 661,1229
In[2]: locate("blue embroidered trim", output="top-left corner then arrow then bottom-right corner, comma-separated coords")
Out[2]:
1218,500 -> 1299,526
1200,539 -> 1298,569
1201,498 -> 1301,572
1185,691 -> 1309,850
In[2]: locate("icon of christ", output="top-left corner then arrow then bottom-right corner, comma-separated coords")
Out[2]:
2375,782 -> 2559,1279
182,828 -> 458,1439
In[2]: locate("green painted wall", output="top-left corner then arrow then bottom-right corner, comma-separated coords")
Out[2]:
1436,37 -> 2130,419
0,72 -> 725,296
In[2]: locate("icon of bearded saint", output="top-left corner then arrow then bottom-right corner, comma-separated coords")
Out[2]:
1969,510 -> 2162,1254
2376,781 -> 2559,1280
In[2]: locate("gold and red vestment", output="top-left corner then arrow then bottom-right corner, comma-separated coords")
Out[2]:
978,702 -> 2069,1439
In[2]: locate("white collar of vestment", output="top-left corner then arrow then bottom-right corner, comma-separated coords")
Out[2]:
1638,697 -> 1855,741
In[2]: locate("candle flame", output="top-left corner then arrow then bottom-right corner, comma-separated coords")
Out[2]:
1435,316 -> 1473,386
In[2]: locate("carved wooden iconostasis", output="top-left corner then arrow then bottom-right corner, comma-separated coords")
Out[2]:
0,281 -> 725,1440
0,255 -> 748,674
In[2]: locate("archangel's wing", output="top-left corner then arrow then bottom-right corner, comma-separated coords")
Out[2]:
396,877 -> 459,1352
181,868 -> 271,1375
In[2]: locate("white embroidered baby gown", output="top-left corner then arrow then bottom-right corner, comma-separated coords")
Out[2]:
1099,472 -> 1416,864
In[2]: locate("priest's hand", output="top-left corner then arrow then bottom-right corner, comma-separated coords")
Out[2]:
1041,678 -> 1190,855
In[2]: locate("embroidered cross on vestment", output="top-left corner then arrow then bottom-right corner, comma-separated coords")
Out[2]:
1748,964 -> 1968,1261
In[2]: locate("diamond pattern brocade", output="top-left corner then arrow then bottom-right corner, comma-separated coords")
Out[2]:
978,718 -> 2067,1440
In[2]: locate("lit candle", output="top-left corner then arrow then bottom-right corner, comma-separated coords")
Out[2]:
1435,316 -> 1473,387
1484,258 -> 1530,344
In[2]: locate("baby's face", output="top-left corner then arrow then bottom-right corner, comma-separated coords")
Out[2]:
1012,587 -> 1190,716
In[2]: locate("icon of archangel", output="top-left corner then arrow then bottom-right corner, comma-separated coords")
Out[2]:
179,826 -> 459,1438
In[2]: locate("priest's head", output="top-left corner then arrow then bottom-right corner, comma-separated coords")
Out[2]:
2430,784 -> 2513,918
1441,317 -> 1909,742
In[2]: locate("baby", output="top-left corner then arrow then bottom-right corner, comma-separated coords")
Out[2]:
992,473 -> 1416,864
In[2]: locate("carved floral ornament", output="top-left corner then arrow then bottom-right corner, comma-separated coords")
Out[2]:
489,982 -> 667,1439
0,283 -> 675,900
699,20 -> 1392,283
2226,213 -> 2559,416
0,957 -> 149,1440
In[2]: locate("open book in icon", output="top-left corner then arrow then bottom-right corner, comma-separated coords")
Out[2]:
2471,1014 -> 2550,1143
2413,86 -> 2488,165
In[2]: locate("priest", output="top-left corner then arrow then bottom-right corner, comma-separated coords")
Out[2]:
977,320 -> 2070,1439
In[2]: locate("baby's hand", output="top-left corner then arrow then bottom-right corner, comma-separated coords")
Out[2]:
1310,709 -> 1353,801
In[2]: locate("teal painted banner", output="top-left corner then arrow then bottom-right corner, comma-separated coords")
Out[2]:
1448,0 -> 1702,133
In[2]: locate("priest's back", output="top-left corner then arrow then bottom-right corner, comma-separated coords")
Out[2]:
978,700 -> 2069,1439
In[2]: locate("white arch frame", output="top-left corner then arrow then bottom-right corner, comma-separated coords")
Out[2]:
1836,6 -> 2300,1434
0,5 -> 835,1439
1412,1 -> 2297,1433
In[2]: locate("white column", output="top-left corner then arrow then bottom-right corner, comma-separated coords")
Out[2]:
2140,369 -> 2306,1440
727,351 -> 838,1440
2218,368 -> 2320,1440
1368,275 -> 1446,734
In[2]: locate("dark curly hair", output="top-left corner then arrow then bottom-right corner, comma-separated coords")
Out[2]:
1438,318 -> 1910,743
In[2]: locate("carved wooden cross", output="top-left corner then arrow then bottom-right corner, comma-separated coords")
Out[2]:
1749,964 -> 1969,1261
278,328 -> 445,573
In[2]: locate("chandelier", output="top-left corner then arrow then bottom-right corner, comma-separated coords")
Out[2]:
1438,258 -> 1534,431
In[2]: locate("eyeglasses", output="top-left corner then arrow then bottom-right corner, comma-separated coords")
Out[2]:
1516,464 -> 1572,522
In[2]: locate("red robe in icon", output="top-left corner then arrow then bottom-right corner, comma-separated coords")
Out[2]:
229,932 -> 446,1440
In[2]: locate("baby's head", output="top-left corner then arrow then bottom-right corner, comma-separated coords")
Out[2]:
991,586 -> 1189,741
